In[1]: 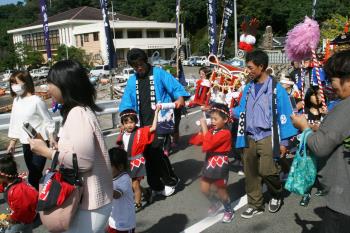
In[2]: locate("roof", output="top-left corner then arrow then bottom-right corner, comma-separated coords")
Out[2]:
15,6 -> 143,29
330,32 -> 350,45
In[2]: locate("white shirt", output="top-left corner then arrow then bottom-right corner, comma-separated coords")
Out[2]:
122,132 -> 131,151
109,172 -> 136,231
8,95 -> 55,144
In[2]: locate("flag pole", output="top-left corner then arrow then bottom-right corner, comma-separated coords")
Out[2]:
176,0 -> 181,77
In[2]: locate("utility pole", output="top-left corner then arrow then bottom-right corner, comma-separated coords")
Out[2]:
111,0 -> 116,39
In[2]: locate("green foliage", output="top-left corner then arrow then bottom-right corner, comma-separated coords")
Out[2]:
55,45 -> 92,68
320,14 -> 348,40
162,65 -> 176,77
14,42 -> 44,68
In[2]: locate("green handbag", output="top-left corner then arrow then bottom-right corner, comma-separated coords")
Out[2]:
285,129 -> 317,195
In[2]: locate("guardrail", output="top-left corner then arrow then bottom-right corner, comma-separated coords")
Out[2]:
0,99 -> 120,131
0,78 -> 198,132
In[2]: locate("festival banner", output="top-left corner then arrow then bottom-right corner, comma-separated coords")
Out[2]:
39,0 -> 52,61
312,0 -> 317,19
208,0 -> 217,55
99,0 -> 116,68
218,0 -> 233,57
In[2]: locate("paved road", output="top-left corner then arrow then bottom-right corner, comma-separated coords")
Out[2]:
0,107 -> 326,233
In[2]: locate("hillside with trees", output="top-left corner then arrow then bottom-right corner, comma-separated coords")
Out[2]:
1,0 -> 350,70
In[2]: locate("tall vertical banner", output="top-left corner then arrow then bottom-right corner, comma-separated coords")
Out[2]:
208,0 -> 217,55
100,0 -> 116,68
312,0 -> 317,19
176,0 -> 181,76
39,0 -> 52,61
218,0 -> 233,58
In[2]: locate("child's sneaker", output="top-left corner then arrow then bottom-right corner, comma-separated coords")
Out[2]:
222,211 -> 234,223
208,202 -> 222,217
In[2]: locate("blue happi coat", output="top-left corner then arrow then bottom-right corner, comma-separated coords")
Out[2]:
233,77 -> 298,150
119,66 -> 190,113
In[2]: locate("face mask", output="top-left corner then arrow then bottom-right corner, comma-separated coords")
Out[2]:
11,84 -> 24,96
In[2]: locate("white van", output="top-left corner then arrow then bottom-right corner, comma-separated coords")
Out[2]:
90,65 -> 110,77
196,56 -> 210,67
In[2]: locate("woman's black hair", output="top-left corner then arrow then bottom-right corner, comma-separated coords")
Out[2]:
47,60 -> 101,124
9,71 -> 35,97
127,48 -> 148,66
304,86 -> 327,110
108,147 -> 128,170
0,154 -> 18,180
210,103 -> 230,121
245,50 -> 269,71
324,50 -> 350,84
120,109 -> 138,124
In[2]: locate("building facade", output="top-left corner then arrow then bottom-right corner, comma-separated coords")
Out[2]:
8,6 -> 184,66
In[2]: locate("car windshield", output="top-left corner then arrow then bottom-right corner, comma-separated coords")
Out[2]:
93,66 -> 103,70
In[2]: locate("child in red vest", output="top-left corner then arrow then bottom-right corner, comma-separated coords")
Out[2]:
190,103 -> 234,223
116,106 -> 160,211
0,154 -> 38,233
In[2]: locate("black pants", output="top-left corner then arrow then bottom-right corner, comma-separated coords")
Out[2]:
22,144 -> 47,190
321,207 -> 350,233
144,137 -> 178,191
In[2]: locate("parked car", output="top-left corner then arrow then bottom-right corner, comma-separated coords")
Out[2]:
38,66 -> 49,78
224,58 -> 245,68
2,69 -> 14,81
115,68 -> 134,83
29,69 -> 40,78
183,56 -> 199,66
151,58 -> 172,66
196,56 -> 210,67
90,65 -> 110,77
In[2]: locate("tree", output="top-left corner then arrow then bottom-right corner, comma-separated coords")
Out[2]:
14,42 -> 44,68
55,45 -> 91,67
321,14 -> 348,40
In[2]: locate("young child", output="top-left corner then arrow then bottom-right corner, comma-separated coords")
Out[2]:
107,147 -> 136,233
0,154 -> 38,233
189,67 -> 212,107
299,86 -> 327,207
192,103 -> 234,223
116,106 -> 160,211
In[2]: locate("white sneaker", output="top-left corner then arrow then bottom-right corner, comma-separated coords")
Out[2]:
238,170 -> 245,176
161,185 -> 175,197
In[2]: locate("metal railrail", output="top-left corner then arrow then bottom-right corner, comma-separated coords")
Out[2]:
0,99 -> 120,131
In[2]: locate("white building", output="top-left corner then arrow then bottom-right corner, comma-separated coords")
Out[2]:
7,6 -> 185,66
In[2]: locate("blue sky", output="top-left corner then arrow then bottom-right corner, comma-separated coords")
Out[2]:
0,0 -> 24,6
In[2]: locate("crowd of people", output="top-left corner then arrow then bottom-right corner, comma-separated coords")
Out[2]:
0,48 -> 349,233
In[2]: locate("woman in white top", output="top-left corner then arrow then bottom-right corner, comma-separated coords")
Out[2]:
7,71 -> 55,190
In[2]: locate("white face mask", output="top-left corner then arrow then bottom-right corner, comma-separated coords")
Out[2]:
11,84 -> 25,96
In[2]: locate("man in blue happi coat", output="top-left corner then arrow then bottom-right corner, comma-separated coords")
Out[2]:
232,50 -> 298,218
119,48 -> 190,198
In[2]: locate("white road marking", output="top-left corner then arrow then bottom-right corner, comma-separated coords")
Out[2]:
181,195 -> 248,233
182,186 -> 268,233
